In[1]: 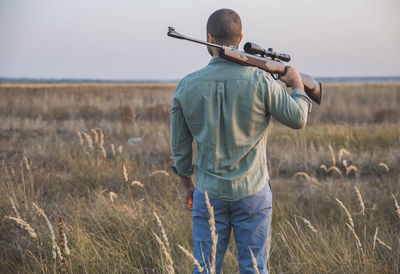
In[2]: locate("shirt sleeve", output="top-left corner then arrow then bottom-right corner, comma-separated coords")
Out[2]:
170,87 -> 194,177
264,75 -> 311,129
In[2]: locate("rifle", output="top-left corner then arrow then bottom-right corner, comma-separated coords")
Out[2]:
167,27 -> 322,105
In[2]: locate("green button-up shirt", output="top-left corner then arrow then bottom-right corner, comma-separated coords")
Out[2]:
171,56 -> 311,201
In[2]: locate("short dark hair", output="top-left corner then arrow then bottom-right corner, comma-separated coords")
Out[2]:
206,9 -> 242,46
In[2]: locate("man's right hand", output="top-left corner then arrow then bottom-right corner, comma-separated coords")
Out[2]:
280,66 -> 304,90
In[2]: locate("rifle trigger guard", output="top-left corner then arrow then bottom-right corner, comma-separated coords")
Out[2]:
272,73 -> 280,80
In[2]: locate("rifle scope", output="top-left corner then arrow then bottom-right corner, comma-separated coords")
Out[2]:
244,42 -> 291,62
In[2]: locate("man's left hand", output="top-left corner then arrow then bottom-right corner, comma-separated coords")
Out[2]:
179,176 -> 195,211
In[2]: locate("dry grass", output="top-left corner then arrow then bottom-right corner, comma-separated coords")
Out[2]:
0,83 -> 399,273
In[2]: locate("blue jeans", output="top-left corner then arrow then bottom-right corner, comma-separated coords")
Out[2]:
192,182 -> 272,274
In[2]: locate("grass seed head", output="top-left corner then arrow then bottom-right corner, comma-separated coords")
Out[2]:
328,166 -> 342,175
91,128 -> 99,143
131,181 -> 144,188
346,223 -> 363,251
328,144 -> 336,166
376,237 -> 392,251
378,162 -> 390,172
373,227 -> 378,251
177,244 -> 204,273
391,194 -> 400,220
338,148 -> 350,162
153,232 -> 174,274
205,191 -> 218,274
154,212 -> 170,251
99,128 -> 104,146
9,197 -> 21,218
298,216 -> 317,233
77,130 -> 84,145
335,198 -> 354,228
149,170 -> 169,177
111,144 -> 116,156
346,165 -> 358,175
354,186 -> 365,216
33,202 -> 58,260
6,216 -> 37,239
249,248 -> 260,274
123,164 -> 129,183
109,192 -> 118,202
82,132 -> 93,149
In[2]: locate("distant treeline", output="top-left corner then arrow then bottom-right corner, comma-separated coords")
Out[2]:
0,77 -> 179,84
1,76 -> 400,84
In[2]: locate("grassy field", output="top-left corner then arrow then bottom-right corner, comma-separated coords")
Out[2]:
0,82 -> 399,273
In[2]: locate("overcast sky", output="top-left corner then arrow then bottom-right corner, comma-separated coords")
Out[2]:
0,0 -> 399,80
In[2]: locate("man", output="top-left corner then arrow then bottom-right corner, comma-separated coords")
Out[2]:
170,9 -> 311,273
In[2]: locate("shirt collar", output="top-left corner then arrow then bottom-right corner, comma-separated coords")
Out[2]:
208,56 -> 229,65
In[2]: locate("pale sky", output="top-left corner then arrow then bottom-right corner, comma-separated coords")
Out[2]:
0,0 -> 399,80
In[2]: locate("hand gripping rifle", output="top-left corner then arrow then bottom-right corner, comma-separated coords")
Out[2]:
167,27 -> 322,104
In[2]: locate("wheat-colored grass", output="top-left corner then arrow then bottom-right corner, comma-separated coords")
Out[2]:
328,166 -> 342,175
328,144 -> 336,166
109,192 -> 118,202
82,132 -> 93,149
373,227 -> 378,251
77,130 -> 84,145
346,165 -> 358,175
91,129 -> 99,143
338,148 -> 350,162
376,238 -> 392,251
123,164 -> 129,183
1,83 -> 399,273
6,216 -> 37,239
32,202 -> 58,260
153,232 -> 174,274
354,186 -> 365,216
110,143 -> 116,156
23,156 -> 31,173
177,244 -> 204,273
391,193 -> 400,220
131,181 -> 144,188
294,172 -> 319,185
154,212 -> 170,251
99,144 -> 107,158
149,170 -> 169,177
298,216 -> 317,233
378,162 -> 390,172
59,217 -> 69,273
9,197 -> 21,218
118,144 -> 123,154
205,191 -> 218,274
335,198 -> 354,228
249,248 -> 260,274
345,223 -> 363,253
99,128 -> 104,146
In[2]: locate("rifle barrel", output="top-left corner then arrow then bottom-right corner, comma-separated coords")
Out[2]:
167,27 -> 222,49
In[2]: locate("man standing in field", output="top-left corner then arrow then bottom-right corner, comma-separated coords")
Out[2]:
170,9 -> 311,273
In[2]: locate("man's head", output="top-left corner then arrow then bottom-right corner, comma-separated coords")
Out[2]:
206,9 -> 242,49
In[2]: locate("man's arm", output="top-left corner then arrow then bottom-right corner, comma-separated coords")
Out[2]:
170,94 -> 195,210
266,66 -> 311,129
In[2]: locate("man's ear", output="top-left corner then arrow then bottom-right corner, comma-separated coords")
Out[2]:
207,33 -> 215,43
238,34 -> 243,45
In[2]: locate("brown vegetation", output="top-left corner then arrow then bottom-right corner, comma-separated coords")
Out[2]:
0,82 -> 399,273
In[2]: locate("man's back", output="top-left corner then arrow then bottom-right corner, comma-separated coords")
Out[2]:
171,56 -> 310,200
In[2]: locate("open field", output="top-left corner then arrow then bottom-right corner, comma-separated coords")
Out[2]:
0,82 -> 399,273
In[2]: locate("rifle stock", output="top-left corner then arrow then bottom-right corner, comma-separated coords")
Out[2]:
220,46 -> 322,104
